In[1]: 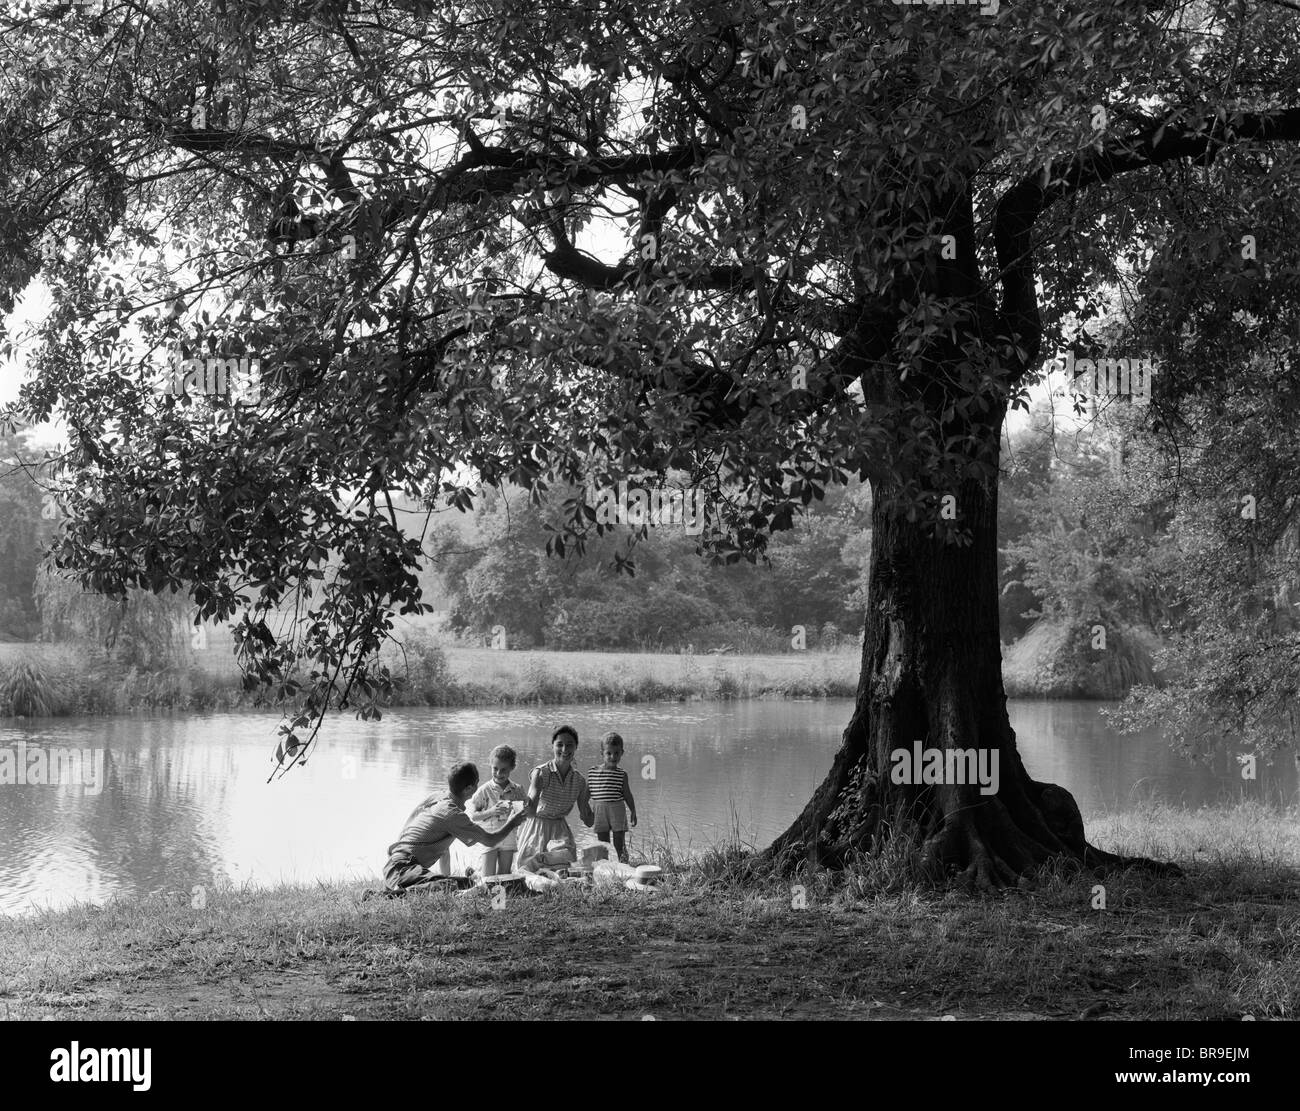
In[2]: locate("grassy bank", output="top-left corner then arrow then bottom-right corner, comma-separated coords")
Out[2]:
436,646 -> 858,701
3,615 -> 1181,718
2,627 -> 1176,718
2,803 -> 1296,1020
0,641 -> 861,716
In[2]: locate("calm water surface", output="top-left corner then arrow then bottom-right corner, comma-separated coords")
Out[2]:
1,700 -> 1295,915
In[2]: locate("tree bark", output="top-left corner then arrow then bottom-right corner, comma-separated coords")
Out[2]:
767,406 -> 1179,887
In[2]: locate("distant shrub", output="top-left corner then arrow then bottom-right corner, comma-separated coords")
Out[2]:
109,666 -> 192,711
685,621 -> 786,655
0,659 -> 60,716
0,599 -> 38,642
381,634 -> 455,705
815,621 -> 860,652
710,665 -> 741,699
544,592 -> 726,651
1003,618 -> 1159,699
634,674 -> 676,702
520,656 -> 566,702
1057,620 -> 1158,698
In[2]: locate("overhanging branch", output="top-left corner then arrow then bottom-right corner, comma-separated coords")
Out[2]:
540,236 -> 749,292
994,105 -> 1300,379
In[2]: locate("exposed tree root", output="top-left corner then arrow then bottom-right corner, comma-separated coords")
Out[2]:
768,760 -> 1183,887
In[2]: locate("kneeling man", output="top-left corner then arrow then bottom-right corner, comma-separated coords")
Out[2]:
383,761 -> 535,893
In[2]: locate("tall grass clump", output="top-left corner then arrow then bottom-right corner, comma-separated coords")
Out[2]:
632,674 -> 674,701
101,666 -> 191,712
520,656 -> 567,703
0,658 -> 62,716
710,664 -> 740,699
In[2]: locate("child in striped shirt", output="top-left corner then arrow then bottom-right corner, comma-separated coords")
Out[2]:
588,731 -> 637,863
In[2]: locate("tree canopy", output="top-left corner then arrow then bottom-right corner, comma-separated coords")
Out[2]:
4,0 -> 1300,778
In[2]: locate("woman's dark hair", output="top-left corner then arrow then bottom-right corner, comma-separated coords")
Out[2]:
551,724 -> 578,744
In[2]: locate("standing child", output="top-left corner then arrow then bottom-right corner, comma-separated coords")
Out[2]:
468,744 -> 527,876
588,731 -> 637,863
514,725 -> 594,870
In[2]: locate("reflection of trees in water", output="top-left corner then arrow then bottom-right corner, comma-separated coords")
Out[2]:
1010,702 -> 1299,813
356,734 -> 389,768
379,717 -> 598,799
90,725 -> 227,899
3,718 -> 232,907
368,727 -> 440,785
382,718 -> 515,784
657,708 -> 833,846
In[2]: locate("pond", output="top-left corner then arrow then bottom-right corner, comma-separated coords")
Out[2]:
1,699 -> 1295,915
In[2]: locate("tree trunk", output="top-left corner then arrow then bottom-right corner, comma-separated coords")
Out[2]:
767,411 -> 1177,887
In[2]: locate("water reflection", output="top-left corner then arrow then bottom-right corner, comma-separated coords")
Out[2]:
1010,701 -> 1297,811
1,700 -> 1294,914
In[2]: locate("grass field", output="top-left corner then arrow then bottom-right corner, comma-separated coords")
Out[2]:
437,645 -> 860,699
185,626 -> 862,692
0,619 -> 1174,713
0,637 -> 862,713
0,625 -> 1139,711
1,802 -> 1295,1020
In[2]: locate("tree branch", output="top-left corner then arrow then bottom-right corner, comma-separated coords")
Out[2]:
994,105 -> 1300,380
540,234 -> 749,293
436,144 -> 713,207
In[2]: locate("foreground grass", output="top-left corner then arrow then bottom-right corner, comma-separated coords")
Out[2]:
2,803 -> 1296,1021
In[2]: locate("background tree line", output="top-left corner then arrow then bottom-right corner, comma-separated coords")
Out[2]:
0,426 -> 192,665
5,389 -> 1299,728
420,479 -> 873,652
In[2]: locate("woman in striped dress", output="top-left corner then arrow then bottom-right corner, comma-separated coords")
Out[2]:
515,724 -> 594,870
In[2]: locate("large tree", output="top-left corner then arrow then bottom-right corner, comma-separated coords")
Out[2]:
4,0 -> 1299,883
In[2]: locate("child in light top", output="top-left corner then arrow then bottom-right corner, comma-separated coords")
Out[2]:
468,744 -> 528,876
588,731 -> 637,863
